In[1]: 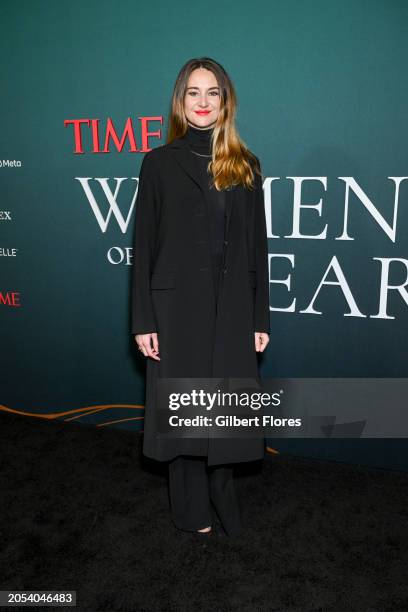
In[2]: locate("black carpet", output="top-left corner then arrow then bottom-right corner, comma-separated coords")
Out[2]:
0,411 -> 407,611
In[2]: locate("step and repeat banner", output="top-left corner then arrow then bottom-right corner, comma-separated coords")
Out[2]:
1,0 -> 407,470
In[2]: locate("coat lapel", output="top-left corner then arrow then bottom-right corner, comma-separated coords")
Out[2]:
168,136 -> 235,240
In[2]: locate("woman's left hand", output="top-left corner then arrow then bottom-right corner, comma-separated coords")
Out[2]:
255,332 -> 269,353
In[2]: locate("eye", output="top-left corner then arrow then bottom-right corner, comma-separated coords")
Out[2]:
187,91 -> 219,96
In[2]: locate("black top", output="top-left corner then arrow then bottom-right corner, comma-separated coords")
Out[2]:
184,124 -> 226,271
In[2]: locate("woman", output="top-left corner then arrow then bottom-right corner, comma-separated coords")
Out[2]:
131,57 -> 270,536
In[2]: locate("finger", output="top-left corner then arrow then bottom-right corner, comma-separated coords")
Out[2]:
255,333 -> 269,352
255,333 -> 261,352
151,333 -> 159,354
143,339 -> 160,361
139,343 -> 148,357
259,334 -> 269,352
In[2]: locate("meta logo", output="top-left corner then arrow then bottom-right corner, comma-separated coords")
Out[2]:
0,292 -> 21,307
64,116 -> 163,154
0,160 -> 22,168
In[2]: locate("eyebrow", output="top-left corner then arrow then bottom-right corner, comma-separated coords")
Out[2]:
186,86 -> 219,91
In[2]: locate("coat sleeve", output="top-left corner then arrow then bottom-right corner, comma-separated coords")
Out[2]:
130,152 -> 161,335
253,158 -> 271,334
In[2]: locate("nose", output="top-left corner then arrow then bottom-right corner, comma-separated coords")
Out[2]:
198,95 -> 210,108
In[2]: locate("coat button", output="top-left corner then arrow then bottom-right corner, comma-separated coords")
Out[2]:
223,267 -> 227,273
224,240 -> 228,245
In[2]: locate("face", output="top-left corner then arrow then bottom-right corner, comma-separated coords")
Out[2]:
184,67 -> 221,129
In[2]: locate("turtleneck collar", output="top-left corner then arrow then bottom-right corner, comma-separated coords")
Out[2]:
184,122 -> 214,155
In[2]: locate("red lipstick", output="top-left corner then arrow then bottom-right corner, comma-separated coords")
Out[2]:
195,110 -> 211,115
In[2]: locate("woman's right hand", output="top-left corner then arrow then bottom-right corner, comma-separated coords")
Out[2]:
135,333 -> 160,360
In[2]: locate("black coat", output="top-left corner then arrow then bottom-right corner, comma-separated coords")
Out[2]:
131,134 -> 270,465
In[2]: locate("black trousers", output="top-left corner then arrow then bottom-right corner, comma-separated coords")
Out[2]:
168,455 -> 243,536
167,263 -> 243,535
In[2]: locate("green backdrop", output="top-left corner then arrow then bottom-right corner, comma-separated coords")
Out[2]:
1,0 -> 407,470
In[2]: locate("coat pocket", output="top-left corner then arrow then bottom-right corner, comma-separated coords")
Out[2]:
248,271 -> 257,288
150,272 -> 176,289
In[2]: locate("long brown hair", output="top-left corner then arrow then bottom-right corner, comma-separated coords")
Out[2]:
166,57 -> 261,191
